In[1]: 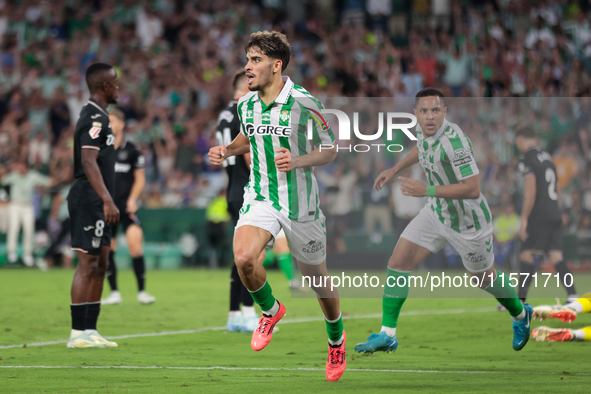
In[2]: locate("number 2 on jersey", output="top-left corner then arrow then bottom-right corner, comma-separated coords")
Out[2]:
545,168 -> 558,201
215,128 -> 236,167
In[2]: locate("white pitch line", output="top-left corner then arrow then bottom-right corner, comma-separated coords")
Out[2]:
0,307 -> 495,350
0,365 -> 589,376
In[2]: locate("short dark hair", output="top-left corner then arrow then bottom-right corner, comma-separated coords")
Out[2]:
85,63 -> 114,93
515,127 -> 537,140
232,70 -> 247,91
415,88 -> 445,106
245,31 -> 291,72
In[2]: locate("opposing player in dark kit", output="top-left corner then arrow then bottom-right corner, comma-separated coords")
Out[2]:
515,127 -> 578,303
101,108 -> 155,306
67,63 -> 119,348
217,71 -> 259,332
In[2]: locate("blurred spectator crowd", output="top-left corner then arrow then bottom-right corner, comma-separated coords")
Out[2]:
2,0 -> 591,255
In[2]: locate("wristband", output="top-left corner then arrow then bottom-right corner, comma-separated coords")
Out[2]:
426,185 -> 436,197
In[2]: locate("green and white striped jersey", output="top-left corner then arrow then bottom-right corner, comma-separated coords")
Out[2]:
237,77 -> 335,222
416,119 -> 492,233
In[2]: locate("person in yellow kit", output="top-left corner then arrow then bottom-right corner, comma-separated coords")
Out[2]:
532,296 -> 591,342
492,201 -> 520,267
206,190 -> 231,267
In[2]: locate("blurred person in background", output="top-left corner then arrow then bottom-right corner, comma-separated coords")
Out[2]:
44,178 -> 74,269
492,199 -> 520,268
391,166 -> 425,234
102,108 -> 155,306
317,163 -> 357,253
1,160 -> 51,266
0,165 -> 10,236
205,189 -> 230,268
360,160 -> 393,243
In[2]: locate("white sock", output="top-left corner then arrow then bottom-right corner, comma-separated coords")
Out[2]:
242,306 -> 256,318
573,329 -> 586,341
229,311 -> 242,318
381,326 -> 396,337
566,294 -> 580,303
70,329 -> 84,338
84,329 -> 97,334
570,301 -> 584,314
328,334 -> 344,346
263,301 -> 280,317
511,310 -> 526,322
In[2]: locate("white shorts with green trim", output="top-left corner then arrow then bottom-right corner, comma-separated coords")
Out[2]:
236,199 -> 326,265
400,205 -> 494,273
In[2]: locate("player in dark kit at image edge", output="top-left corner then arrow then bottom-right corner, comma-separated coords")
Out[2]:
101,108 -> 156,306
515,127 -> 578,303
217,71 -> 259,332
67,63 -> 120,348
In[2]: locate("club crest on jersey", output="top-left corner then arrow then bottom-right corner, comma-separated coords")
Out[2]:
245,124 -> 291,137
118,151 -> 128,161
280,110 -> 290,123
89,126 -> 102,139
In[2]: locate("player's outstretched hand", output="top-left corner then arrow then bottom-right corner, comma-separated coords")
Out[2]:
374,168 -> 395,191
275,147 -> 294,172
104,199 -> 120,225
208,145 -> 227,166
399,176 -> 427,197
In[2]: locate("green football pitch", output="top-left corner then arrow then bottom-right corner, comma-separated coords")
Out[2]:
1,268 -> 590,393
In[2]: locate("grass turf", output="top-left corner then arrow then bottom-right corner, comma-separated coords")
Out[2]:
0,268 -> 590,393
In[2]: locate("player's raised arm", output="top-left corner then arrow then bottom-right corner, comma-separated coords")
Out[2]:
81,149 -> 119,224
374,146 -> 419,191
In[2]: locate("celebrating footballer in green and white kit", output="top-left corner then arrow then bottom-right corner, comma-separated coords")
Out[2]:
235,77 -> 335,264
208,31 -> 346,382
355,88 -> 533,355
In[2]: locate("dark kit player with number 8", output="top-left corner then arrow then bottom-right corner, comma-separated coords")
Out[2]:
66,63 -> 120,348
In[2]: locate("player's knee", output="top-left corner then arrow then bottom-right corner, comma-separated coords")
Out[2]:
549,253 -> 563,264
128,244 -> 143,258
387,254 -> 409,270
95,263 -> 108,276
234,249 -> 258,274
81,258 -> 101,276
520,251 -> 534,263
307,278 -> 334,297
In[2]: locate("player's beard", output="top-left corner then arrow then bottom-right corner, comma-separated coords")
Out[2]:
248,67 -> 272,91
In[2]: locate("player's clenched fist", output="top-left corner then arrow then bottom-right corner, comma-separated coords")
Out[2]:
208,145 -> 228,166
275,147 -> 294,172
